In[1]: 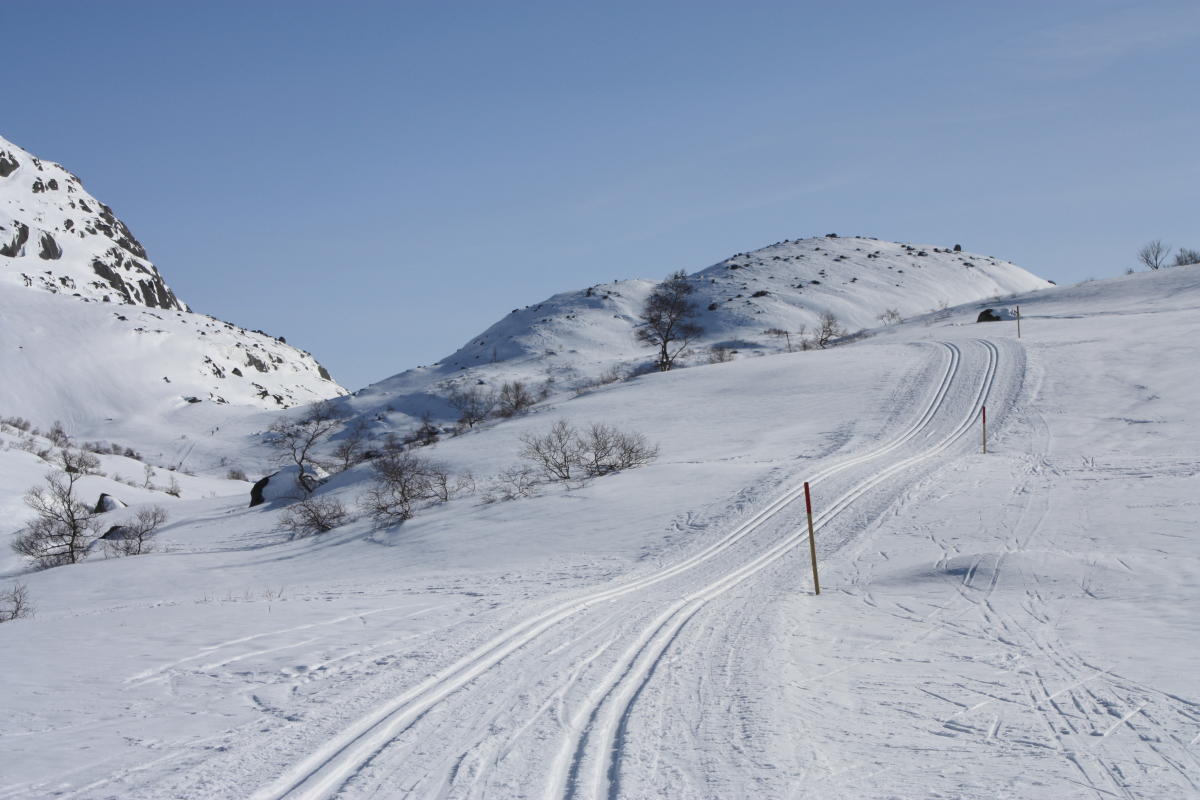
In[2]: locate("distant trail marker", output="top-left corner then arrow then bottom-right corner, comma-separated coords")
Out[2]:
982,405 -> 988,454
1016,305 -> 1022,338
804,482 -> 820,595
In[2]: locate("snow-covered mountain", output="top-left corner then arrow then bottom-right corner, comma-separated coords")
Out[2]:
0,134 -> 346,445
0,135 -> 184,310
347,234 -> 1052,423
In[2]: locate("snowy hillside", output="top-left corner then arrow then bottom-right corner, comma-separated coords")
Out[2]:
2,264 -> 1197,799
348,235 -> 1051,425
0,134 -> 346,453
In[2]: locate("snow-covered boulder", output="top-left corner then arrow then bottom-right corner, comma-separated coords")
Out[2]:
976,307 -> 1017,322
93,493 -> 128,513
249,465 -> 328,507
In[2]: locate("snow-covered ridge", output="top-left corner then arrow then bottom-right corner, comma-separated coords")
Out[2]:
349,234 -> 1052,421
0,134 -> 184,310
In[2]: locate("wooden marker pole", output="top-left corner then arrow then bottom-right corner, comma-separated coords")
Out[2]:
982,405 -> 988,454
804,481 -> 820,595
1016,305 -> 1022,338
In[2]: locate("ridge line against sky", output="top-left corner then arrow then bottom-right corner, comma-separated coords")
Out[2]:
3,0 -> 1197,390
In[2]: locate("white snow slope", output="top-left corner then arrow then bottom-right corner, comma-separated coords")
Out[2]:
2,265 -> 1197,799
0,133 -> 346,457
345,234 -> 1052,426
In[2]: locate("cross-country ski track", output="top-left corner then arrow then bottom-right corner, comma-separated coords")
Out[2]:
234,338 -> 1011,800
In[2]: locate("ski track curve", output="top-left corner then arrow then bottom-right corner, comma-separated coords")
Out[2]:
245,339 -> 978,800
552,338 -> 1002,800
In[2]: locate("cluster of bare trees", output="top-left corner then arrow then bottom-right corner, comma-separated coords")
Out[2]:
10,449 -> 169,569
447,380 -> 541,430
360,450 -> 473,524
517,420 -> 658,484
759,311 -> 847,355
1137,240 -> 1200,271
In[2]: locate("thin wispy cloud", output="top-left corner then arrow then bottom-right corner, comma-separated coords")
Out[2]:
1025,4 -> 1200,72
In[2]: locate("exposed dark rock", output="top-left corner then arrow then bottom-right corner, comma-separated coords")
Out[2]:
91,258 -> 134,303
246,353 -> 270,373
953,244 -> 962,252
977,309 -> 1003,322
249,475 -> 270,507
317,365 -> 332,381
97,202 -> 148,259
38,232 -> 63,260
1,222 -> 29,257
0,150 -> 18,177
93,493 -> 127,513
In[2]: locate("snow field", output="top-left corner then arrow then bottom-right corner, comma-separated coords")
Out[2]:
2,266 -> 1198,799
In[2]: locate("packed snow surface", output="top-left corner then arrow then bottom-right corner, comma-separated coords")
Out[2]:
2,265 -> 1197,798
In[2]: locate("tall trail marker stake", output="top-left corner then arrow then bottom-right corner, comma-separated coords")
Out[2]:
982,405 -> 988,454
1016,305 -> 1022,338
804,481 -> 820,595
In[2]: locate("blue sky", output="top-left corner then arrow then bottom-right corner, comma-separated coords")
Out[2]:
4,0 -> 1197,389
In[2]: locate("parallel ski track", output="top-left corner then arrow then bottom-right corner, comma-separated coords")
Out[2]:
554,338 -> 1000,800
250,340 -> 978,800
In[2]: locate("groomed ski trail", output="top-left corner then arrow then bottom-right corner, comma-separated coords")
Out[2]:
248,338 -> 1012,800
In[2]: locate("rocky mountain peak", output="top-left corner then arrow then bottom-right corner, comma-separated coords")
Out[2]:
0,134 -> 185,310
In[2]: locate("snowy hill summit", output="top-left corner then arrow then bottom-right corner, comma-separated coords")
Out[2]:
0,133 -> 346,441
0,134 -> 183,310
348,234 -> 1051,422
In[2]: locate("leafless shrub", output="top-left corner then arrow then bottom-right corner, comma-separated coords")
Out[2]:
226,468 -> 249,481
62,449 -> 101,475
707,345 -> 734,364
1174,247 -> 1200,267
330,418 -> 370,472
449,386 -> 497,429
497,381 -> 536,417
0,582 -> 32,622
12,459 -> 100,568
430,469 -> 475,502
104,506 -> 168,556
276,496 -> 348,538
876,308 -> 903,325
47,420 -> 70,448
360,452 -> 446,524
520,420 -> 584,481
1137,239 -> 1170,271
1,416 -> 32,433
406,412 -> 441,447
164,474 -> 182,497
520,420 -> 658,482
812,311 -> 847,349
764,327 -> 798,352
482,465 -> 540,502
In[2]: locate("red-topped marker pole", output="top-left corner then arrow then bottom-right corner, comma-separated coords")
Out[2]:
982,405 -> 988,454
804,481 -> 820,595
